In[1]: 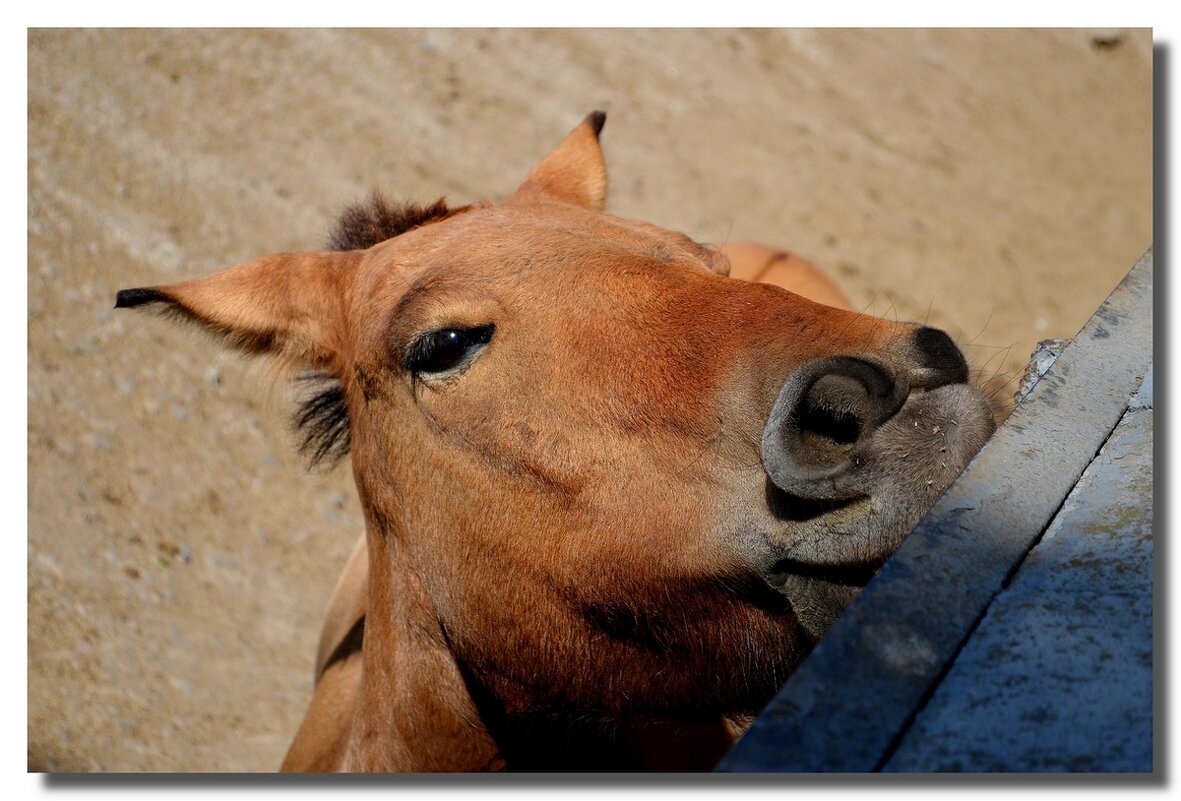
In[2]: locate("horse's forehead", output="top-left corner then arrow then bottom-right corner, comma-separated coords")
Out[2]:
360,204 -> 699,299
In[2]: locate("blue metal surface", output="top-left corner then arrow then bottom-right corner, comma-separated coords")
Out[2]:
885,400 -> 1153,771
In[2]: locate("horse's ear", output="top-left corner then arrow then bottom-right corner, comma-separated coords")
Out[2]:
510,111 -> 608,211
115,250 -> 359,371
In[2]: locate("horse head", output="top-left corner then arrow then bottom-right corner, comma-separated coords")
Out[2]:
118,113 -> 995,770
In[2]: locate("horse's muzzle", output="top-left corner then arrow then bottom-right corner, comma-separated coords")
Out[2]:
761,327 -> 984,504
757,327 -> 995,637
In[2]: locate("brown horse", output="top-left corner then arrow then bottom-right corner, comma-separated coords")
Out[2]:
117,113 -> 995,771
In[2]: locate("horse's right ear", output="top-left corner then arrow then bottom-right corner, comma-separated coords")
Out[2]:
510,111 -> 608,211
115,249 -> 360,372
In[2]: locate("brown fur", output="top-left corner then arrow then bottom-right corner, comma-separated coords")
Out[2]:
296,238 -> 858,758
120,113 -> 994,771
722,241 -> 852,310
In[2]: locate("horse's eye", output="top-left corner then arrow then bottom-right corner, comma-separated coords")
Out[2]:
404,324 -> 495,376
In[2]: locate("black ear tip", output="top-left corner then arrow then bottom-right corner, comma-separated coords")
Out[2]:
586,110 -> 607,138
115,287 -> 169,309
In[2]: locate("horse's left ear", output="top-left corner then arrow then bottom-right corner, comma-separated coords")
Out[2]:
510,111 -> 608,211
115,249 -> 360,372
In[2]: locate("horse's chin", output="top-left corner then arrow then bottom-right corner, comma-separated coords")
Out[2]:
756,493 -> 884,639
758,382 -> 996,638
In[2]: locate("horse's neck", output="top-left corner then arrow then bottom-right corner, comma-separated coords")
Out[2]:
342,531 -> 503,772
345,528 -> 742,772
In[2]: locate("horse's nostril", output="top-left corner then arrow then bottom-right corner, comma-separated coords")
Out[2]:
763,357 -> 907,499
913,326 -> 969,385
800,406 -> 860,446
799,374 -> 868,446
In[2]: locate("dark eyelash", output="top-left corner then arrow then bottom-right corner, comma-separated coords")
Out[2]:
403,324 -> 495,374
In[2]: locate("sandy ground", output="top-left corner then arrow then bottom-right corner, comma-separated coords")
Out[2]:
27,29 -> 1152,772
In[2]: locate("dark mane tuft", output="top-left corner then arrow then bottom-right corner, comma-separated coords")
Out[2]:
326,193 -> 461,252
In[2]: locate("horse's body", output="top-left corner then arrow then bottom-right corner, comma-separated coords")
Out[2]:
119,113 -> 995,771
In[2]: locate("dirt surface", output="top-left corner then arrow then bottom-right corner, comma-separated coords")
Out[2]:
27,29 -> 1152,772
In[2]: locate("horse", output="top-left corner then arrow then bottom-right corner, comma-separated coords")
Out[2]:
117,112 -> 995,771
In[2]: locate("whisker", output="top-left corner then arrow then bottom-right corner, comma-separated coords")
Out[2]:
962,306 -> 997,347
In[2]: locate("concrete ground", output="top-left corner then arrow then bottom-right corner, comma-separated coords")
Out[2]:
27,28 -> 1152,771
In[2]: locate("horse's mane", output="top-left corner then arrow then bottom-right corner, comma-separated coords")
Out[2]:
327,192 -> 466,251
295,193 -> 467,468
